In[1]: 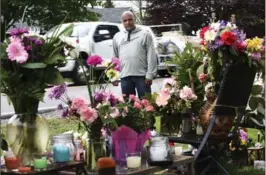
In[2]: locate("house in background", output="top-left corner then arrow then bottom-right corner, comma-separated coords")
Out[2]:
88,7 -> 141,24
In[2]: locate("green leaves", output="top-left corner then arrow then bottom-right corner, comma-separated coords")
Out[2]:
229,46 -> 238,56
251,85 -> 263,95
0,42 -> 8,59
46,68 -> 65,85
21,63 -> 47,69
45,53 -> 66,64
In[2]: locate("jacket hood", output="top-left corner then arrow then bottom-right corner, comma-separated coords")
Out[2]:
123,26 -> 142,34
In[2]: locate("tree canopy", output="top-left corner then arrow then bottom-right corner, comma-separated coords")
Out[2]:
1,0 -> 99,40
145,0 -> 265,37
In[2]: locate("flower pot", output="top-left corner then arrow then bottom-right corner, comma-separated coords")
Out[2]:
111,126 -> 151,163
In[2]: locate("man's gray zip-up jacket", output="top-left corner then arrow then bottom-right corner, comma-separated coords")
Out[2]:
113,26 -> 157,80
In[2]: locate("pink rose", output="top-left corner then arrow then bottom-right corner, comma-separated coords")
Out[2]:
141,99 -> 149,106
163,78 -> 176,87
145,105 -> 154,112
129,94 -> 136,101
101,128 -> 107,137
198,73 -> 207,83
79,106 -> 98,124
179,86 -> 197,101
134,101 -> 142,109
71,97 -> 88,110
156,88 -> 171,106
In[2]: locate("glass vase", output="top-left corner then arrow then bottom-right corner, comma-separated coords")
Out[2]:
6,113 -> 49,166
85,138 -> 106,171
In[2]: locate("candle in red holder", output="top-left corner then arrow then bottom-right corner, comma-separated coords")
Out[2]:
4,149 -> 20,170
18,166 -> 31,173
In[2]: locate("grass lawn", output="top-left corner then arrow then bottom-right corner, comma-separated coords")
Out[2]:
1,117 -> 265,174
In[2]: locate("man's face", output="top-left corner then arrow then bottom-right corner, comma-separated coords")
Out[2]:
122,14 -> 135,31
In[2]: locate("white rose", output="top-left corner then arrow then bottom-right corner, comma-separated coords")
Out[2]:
204,30 -> 217,41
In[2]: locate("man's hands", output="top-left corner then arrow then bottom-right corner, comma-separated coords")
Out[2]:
145,79 -> 152,86
112,79 -> 152,87
112,81 -> 119,86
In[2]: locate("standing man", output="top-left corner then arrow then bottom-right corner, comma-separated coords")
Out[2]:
112,11 -> 157,98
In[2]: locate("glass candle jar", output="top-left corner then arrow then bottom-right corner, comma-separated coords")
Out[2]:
52,133 -> 77,162
149,137 -> 171,162
34,156 -> 47,169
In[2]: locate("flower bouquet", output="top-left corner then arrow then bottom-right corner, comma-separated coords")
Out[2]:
108,94 -> 155,162
228,128 -> 250,166
196,19 -> 264,138
1,24 -> 74,164
49,55 -> 120,170
149,77 -> 197,135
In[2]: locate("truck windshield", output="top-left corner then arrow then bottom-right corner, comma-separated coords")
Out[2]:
46,23 -> 91,37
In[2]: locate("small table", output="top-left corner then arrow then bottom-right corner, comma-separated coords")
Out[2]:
1,161 -> 88,175
247,147 -> 265,165
115,155 -> 194,175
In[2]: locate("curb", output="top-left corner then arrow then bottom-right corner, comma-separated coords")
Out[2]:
0,106 -> 59,120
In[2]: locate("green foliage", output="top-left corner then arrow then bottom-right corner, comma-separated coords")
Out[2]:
167,43 -> 205,115
1,0 -> 99,40
244,75 -> 265,129
1,24 -> 74,114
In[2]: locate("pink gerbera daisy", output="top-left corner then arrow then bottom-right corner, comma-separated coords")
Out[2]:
6,37 -> 29,63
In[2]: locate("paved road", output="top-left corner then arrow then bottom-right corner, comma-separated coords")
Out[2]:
1,78 -> 166,115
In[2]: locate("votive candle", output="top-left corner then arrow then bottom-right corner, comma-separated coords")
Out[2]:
126,156 -> 141,169
34,157 -> 47,169
174,146 -> 183,156
53,144 -> 70,162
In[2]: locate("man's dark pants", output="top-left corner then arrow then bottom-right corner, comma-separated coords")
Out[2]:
120,76 -> 151,98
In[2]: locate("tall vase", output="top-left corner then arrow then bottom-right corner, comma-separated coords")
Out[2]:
85,138 -> 106,171
161,113 -> 182,135
6,97 -> 49,165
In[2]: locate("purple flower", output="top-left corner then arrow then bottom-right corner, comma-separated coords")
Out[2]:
111,57 -> 120,71
25,45 -> 32,51
34,39 -> 43,45
220,20 -> 228,28
108,93 -> 119,106
94,91 -> 108,103
87,55 -> 103,66
232,29 -> 246,41
251,52 -> 262,61
57,104 -> 64,110
9,28 -> 29,36
208,39 -> 224,51
62,108 -> 69,118
48,84 -> 67,100
240,129 -> 248,142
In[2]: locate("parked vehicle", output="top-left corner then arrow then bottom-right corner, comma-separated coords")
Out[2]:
45,22 -> 182,84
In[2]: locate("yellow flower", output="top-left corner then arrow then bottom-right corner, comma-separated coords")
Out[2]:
246,37 -> 263,51
106,69 -> 119,82
240,139 -> 247,146
229,142 -> 236,151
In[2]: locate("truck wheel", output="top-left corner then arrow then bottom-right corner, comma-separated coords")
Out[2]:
158,70 -> 171,77
72,62 -> 87,85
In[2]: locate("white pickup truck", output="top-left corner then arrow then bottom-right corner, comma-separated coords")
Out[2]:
45,22 -> 181,84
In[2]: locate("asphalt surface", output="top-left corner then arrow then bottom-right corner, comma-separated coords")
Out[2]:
1,78 -> 167,117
